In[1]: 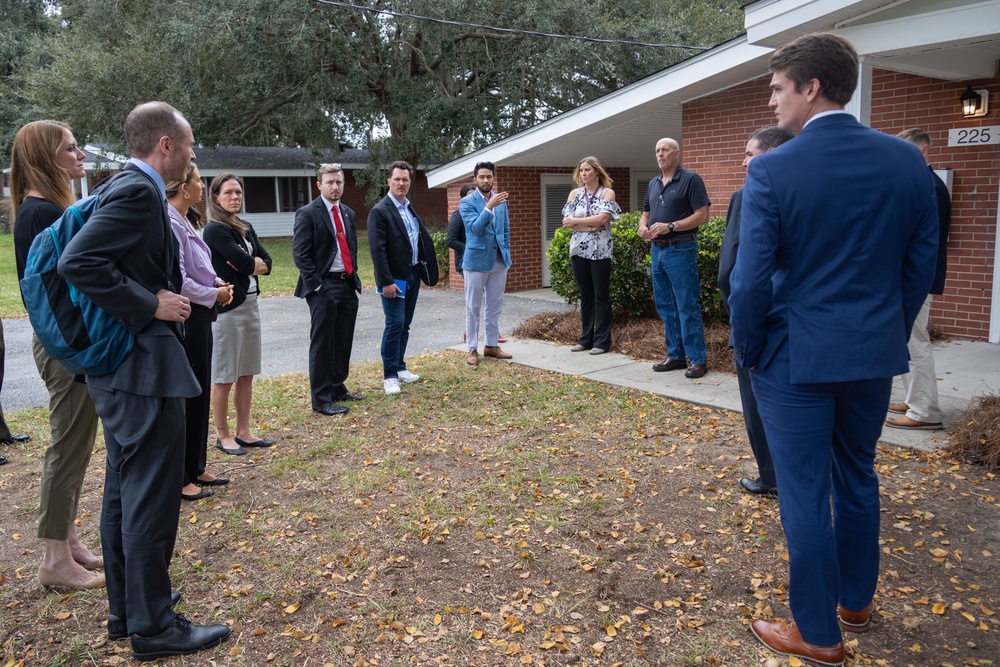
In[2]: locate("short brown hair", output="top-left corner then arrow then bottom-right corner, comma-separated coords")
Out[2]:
317,164 -> 344,180
571,156 -> 614,189
769,32 -> 858,107
897,128 -> 931,147
749,126 -> 795,152
388,160 -> 413,180
125,101 -> 185,157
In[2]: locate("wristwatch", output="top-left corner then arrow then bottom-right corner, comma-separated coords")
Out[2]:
667,222 -> 675,232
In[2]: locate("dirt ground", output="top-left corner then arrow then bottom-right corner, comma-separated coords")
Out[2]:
1,351 -> 998,667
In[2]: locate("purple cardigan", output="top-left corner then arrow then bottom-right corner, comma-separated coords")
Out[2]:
168,203 -> 220,309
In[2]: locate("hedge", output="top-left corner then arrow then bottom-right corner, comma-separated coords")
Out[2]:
547,213 -> 728,324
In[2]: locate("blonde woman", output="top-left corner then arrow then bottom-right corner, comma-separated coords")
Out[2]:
561,156 -> 621,355
11,120 -> 104,590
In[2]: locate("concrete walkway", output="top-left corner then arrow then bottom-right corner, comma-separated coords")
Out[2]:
3,287 -> 996,452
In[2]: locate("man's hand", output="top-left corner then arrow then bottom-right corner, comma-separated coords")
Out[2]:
648,222 -> 672,237
381,283 -> 399,299
485,191 -> 509,211
154,290 -> 191,322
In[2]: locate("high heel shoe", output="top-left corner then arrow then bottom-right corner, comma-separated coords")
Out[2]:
38,566 -> 106,590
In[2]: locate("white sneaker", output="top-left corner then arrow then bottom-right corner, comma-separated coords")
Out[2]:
383,378 -> 401,395
397,370 -> 420,383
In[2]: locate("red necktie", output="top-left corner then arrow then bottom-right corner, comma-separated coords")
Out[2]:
332,205 -> 354,275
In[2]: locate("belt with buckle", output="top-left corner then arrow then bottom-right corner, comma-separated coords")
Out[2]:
651,234 -> 696,248
329,271 -> 351,279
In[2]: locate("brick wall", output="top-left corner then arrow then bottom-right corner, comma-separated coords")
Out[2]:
682,72 -> 1000,341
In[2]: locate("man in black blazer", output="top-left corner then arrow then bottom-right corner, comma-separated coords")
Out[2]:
293,165 -> 363,415
368,160 -> 439,395
58,102 -> 230,660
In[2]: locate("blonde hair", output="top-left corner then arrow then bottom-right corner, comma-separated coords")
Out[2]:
165,163 -> 205,229
10,120 -> 77,216
571,156 -> 613,189
208,172 -> 248,234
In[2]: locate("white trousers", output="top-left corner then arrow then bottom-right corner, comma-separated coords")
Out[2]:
899,296 -> 941,423
464,258 -> 508,350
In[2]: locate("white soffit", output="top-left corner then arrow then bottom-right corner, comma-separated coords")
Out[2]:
744,0 -> 897,47
427,38 -> 773,187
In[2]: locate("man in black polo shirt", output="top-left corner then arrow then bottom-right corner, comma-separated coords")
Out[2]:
637,137 -> 711,378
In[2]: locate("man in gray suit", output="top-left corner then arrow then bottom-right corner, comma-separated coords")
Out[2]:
59,102 -> 230,660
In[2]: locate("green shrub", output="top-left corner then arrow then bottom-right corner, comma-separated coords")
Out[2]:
547,213 -> 729,323
431,231 -> 449,279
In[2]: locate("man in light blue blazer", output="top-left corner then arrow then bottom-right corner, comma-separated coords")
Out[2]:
729,33 -> 938,667
460,161 -> 512,366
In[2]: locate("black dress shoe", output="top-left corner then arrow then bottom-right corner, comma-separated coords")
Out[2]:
333,392 -> 366,401
685,363 -> 708,379
108,592 -> 184,640
652,358 -> 687,372
739,477 -> 778,498
0,434 -> 30,445
131,615 -> 231,661
196,476 -> 230,486
0,455 -> 7,465
214,439 -> 247,456
234,437 -> 275,448
181,489 -> 214,501
314,403 -> 349,416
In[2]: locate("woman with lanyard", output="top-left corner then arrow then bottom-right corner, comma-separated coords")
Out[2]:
561,156 -> 621,355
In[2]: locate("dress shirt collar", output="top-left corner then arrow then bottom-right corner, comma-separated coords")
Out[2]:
802,109 -> 852,131
321,196 -> 341,211
128,157 -> 167,201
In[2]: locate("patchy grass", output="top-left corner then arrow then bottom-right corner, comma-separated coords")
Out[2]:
1,354 -> 998,666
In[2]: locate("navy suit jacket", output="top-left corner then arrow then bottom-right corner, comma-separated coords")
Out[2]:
459,191 -> 511,272
729,113 -> 939,384
58,164 -> 199,397
292,197 -> 362,296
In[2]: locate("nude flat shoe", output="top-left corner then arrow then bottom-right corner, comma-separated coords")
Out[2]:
38,566 -> 106,590
80,557 -> 104,571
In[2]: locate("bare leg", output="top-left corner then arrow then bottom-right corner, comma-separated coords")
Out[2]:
212,383 -> 240,450
41,537 -> 102,587
182,483 -> 202,496
233,376 -> 256,441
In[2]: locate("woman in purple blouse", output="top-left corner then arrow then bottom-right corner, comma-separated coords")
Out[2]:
165,164 -> 233,501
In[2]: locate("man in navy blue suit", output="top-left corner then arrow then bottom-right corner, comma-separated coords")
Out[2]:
730,33 -> 939,666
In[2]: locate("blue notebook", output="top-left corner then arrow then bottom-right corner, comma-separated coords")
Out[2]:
376,278 -> 407,298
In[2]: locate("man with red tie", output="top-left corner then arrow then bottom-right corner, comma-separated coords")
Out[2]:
293,164 -> 364,416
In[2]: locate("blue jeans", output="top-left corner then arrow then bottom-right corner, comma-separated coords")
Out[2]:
651,242 -> 706,364
380,269 -> 421,378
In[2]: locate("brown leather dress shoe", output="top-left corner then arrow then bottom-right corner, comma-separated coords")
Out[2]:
685,363 -> 708,379
750,619 -> 844,667
484,346 -> 512,360
838,602 -> 873,633
885,415 -> 942,430
466,349 -> 479,366
652,357 -> 687,372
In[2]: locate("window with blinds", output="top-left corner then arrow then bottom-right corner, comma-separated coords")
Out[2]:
543,183 -> 573,242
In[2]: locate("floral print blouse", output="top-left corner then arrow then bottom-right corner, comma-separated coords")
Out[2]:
561,186 -> 621,260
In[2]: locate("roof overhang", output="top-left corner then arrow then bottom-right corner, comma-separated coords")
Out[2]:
428,0 -> 1000,188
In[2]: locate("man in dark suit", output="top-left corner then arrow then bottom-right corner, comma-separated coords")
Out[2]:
367,160 -> 439,395
718,126 -> 793,499
446,183 -> 475,277
58,102 -> 231,660
293,164 -> 363,416
729,34 -> 938,666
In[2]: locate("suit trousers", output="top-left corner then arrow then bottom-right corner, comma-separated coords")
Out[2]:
463,257 -> 508,349
183,304 -> 214,486
734,355 -> 776,487
32,335 -> 99,539
751,342 -> 888,646
380,268 -> 422,378
307,276 -> 359,407
90,385 -> 184,637
900,296 -> 941,423
570,256 -> 612,350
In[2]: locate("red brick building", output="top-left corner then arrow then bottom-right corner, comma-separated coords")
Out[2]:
429,0 -> 1000,342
